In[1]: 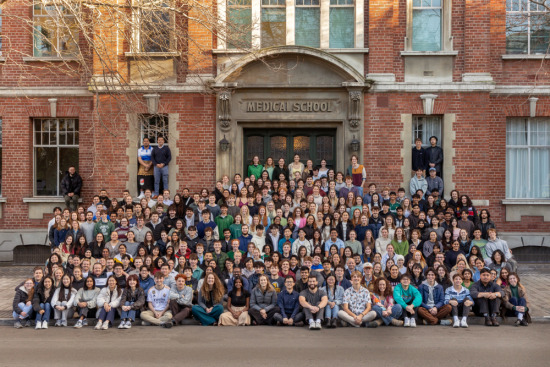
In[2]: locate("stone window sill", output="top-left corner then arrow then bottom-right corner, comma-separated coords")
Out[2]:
213,48 -> 369,54
125,52 -> 180,58
501,54 -> 549,60
23,197 -> 82,203
502,199 -> 550,205
0,57 -> 5,63
400,51 -> 458,56
0,197 -> 6,203
22,57 -> 79,62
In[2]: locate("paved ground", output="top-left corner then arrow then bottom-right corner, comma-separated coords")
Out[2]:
0,324 -> 548,366
2,264 -> 550,320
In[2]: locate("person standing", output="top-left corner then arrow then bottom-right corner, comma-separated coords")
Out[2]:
346,155 -> 367,197
61,166 -> 82,212
425,136 -> 443,176
411,138 -> 427,176
152,136 -> 171,198
138,137 -> 154,197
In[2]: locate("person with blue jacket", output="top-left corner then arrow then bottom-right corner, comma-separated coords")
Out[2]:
393,274 -> 422,327
322,274 -> 344,328
139,265 -> 155,300
273,276 -> 304,326
445,273 -> 474,328
417,268 -> 452,325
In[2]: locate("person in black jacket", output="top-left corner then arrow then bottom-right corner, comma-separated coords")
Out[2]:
425,136 -> 443,176
61,166 -> 82,211
411,138 -> 427,176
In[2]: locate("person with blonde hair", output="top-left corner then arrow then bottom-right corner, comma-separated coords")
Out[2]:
249,274 -> 280,325
192,273 -> 225,326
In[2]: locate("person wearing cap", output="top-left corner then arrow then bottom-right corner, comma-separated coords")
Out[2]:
393,274 -> 422,327
409,168 -> 428,199
426,167 -> 444,197
363,262 -> 375,292
425,136 -> 443,176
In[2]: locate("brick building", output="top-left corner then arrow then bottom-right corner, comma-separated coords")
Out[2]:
0,0 -> 549,260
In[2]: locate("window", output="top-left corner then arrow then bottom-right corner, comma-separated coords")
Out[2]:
137,0 -> 175,52
295,0 -> 320,47
412,115 -> 442,147
506,118 -> 550,199
33,119 -> 79,196
33,3 -> 79,57
329,0 -> 354,48
227,0 -> 252,49
506,0 -> 550,54
140,115 -> 169,145
261,0 -> 286,48
412,0 -> 442,51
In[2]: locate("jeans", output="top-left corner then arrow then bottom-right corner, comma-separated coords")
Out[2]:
507,297 -> 527,317
154,165 -> 169,196
191,304 -> 224,326
354,186 -> 364,198
120,301 -> 136,321
64,194 -> 80,212
325,304 -> 340,319
451,301 -> 471,318
473,297 -> 501,316
13,302 -> 33,320
98,307 -> 116,323
35,303 -> 52,322
372,304 -> 403,325
273,311 -> 304,324
54,304 -> 73,321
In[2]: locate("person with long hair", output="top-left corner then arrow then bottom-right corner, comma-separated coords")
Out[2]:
321,274 -> 344,328
393,274 -> 422,328
502,273 -> 530,326
33,276 -> 55,329
219,276 -> 251,326
417,268 -> 452,325
13,278 -> 35,328
118,274 -> 145,329
73,276 -> 100,328
249,274 -> 280,325
192,273 -> 225,326
95,276 -> 123,330
51,274 -> 76,327
370,277 -> 403,326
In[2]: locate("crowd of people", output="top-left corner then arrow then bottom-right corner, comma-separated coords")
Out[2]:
13,141 -> 531,331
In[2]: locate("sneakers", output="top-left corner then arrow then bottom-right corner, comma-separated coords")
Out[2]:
160,321 -> 172,329
54,320 -> 62,327
453,319 -> 460,328
35,321 -> 42,330
367,319 -> 382,328
124,320 -> 132,329
391,319 -> 404,327
61,320 -> 68,327
520,319 -> 529,326
118,321 -> 126,329
309,321 -> 316,330
25,319 -> 33,327
403,318 -> 410,327
14,321 -> 23,329
440,319 -> 452,326
410,318 -> 417,328
42,321 -> 48,329
82,318 -> 88,327
94,320 -> 103,330
315,321 -> 322,330
460,319 -> 468,328
141,321 -> 151,326
74,320 -> 83,329
101,321 -> 110,330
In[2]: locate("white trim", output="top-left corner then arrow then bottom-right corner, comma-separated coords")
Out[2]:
124,52 -> 180,58
492,86 -> 550,95
502,54 -> 549,60
286,0 -> 295,45
218,0 -> 227,49
400,51 -> 458,56
213,48 -> 369,54
252,0 -> 262,49
22,57 -> 80,62
355,0 -> 364,48
22,197 -> 82,203
320,0 -> 330,49
0,198 -> 6,203
502,199 -> 550,205
0,87 -> 92,97
371,82 -> 495,92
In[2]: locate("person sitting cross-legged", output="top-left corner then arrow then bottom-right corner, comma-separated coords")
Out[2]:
337,271 -> 377,328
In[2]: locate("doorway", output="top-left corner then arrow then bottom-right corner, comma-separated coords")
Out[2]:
243,128 -> 336,173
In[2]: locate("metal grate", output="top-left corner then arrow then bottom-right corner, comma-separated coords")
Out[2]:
13,245 -> 51,265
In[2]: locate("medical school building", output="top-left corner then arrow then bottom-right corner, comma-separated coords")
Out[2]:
0,0 -> 548,260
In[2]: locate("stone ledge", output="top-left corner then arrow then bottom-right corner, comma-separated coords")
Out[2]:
502,54 -> 549,60
22,56 -> 79,62
22,197 -> 82,203
0,198 -> 6,203
502,199 -> 550,205
400,51 -> 458,57
23,197 -> 82,220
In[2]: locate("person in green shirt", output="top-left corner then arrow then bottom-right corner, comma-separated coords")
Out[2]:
229,214 -> 243,240
227,239 -> 245,260
391,227 -> 409,256
393,274 -> 422,328
212,241 -> 229,272
94,210 -> 115,243
470,229 -> 488,258
247,156 -> 263,179
345,230 -> 362,256
215,205 -> 234,239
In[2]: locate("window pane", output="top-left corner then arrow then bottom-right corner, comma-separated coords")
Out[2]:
293,135 -> 310,160
59,18 -> 79,56
412,9 -> 441,51
329,8 -> 354,48
59,147 -> 79,189
35,147 -> 58,196
227,2 -> 252,49
506,118 -> 528,145
141,7 -> 172,52
506,14 -> 528,54
295,8 -> 320,47
247,136 -> 264,162
33,17 -> 57,57
412,116 -> 441,147
270,135 -> 287,161
316,136 -> 333,161
530,13 -> 550,54
141,115 -> 169,145
531,148 -> 550,198
261,8 -> 286,48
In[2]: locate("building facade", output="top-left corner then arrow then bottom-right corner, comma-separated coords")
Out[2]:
0,0 -> 549,260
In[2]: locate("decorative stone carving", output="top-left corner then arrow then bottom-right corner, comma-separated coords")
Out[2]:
143,94 -> 160,115
48,98 -> 58,118
420,94 -> 438,115
348,91 -> 361,129
219,91 -> 231,130
529,97 -> 538,117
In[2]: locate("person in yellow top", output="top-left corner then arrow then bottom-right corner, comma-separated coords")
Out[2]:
346,155 -> 366,197
288,154 -> 305,178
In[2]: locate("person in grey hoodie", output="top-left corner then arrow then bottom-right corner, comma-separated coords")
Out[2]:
51,274 -> 77,327
73,276 -> 100,328
249,274 -> 279,325
169,274 -> 193,325
409,168 -> 428,199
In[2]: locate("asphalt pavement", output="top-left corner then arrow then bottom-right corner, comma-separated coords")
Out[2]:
0,324 -> 548,366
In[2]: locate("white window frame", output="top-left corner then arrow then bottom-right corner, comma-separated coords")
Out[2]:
140,115 -> 169,146
33,118 -> 79,197
506,117 -> 550,199
217,0 -> 364,49
261,0 -> 286,48
32,2 -> 79,58
506,0 -> 550,55
405,0 -> 452,52
131,0 -> 177,53
412,115 -> 442,148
